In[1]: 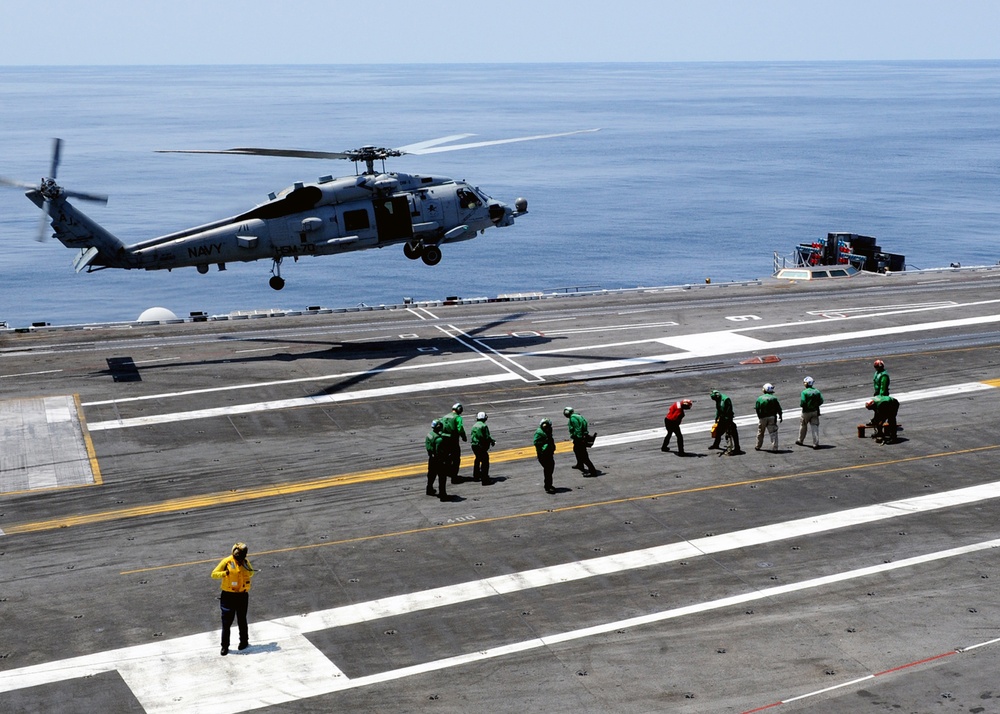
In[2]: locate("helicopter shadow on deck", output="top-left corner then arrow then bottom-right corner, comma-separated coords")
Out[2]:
95,313 -> 561,395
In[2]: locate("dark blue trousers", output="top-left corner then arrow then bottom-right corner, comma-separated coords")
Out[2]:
219,590 -> 249,650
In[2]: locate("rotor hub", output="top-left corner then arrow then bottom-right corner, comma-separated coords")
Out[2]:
345,146 -> 404,175
39,178 -> 62,200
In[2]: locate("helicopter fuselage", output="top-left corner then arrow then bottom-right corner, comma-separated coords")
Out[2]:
64,172 -> 519,284
9,132 -> 595,291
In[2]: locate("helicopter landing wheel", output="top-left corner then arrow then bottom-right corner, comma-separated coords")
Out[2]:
403,241 -> 423,260
421,245 -> 442,266
269,275 -> 285,290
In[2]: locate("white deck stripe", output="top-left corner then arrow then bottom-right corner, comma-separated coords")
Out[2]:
593,382 -> 994,447
338,538 -> 1000,696
80,308 -> 1000,429
3,480 -> 1000,712
81,356 -> 489,407
86,373 -> 519,431
435,323 -> 542,382
532,311 -> 1000,377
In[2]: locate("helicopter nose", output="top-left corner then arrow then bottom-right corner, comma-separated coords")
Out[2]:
488,201 -> 506,224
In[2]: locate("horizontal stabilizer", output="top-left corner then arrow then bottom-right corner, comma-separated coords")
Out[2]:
73,246 -> 100,273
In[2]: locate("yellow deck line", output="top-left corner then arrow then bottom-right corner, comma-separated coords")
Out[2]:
121,444 -> 1000,575
75,393 -> 103,486
2,442 -> 555,535
5,376 -> 999,536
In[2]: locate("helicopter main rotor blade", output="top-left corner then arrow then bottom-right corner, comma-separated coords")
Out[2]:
156,148 -> 357,161
159,139 -> 483,160
395,134 -> 476,153
158,130 -> 600,163
0,176 -> 38,190
401,129 -> 601,155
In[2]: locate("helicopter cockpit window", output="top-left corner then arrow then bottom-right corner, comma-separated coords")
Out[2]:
456,188 -> 482,210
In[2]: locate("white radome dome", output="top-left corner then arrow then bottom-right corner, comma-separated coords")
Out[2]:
137,307 -> 179,322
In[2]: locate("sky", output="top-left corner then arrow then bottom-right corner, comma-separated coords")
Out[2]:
0,0 -> 997,65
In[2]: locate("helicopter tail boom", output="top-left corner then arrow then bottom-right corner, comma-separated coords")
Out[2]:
26,189 -> 133,270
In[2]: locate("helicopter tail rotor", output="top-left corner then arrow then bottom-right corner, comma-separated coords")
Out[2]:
48,137 -> 62,183
37,138 -> 61,242
0,138 -> 108,241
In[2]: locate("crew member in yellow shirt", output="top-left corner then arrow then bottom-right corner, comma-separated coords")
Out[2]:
211,542 -> 255,656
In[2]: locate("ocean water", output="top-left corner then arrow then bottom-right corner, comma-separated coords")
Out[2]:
1,62 -> 998,327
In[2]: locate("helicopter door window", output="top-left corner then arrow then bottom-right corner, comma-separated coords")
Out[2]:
456,188 -> 482,210
343,209 -> 371,232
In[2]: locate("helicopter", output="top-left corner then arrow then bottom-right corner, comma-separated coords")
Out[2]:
1,130 -> 598,290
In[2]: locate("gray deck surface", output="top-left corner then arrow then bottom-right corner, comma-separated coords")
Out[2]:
2,269 -> 1000,713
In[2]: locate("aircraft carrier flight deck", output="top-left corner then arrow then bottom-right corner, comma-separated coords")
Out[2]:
3,268 -> 1000,713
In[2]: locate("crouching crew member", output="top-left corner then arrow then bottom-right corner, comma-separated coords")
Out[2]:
865,396 -> 900,443
211,542 -> 255,656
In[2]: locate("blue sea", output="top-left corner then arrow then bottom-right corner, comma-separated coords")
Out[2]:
1,62 -> 998,327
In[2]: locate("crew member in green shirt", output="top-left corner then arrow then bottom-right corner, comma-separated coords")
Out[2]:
709,390 -> 742,455
796,376 -> 824,449
873,359 -> 890,396
425,420 -> 449,500
534,418 -> 557,494
470,411 -> 496,485
754,383 -> 783,452
564,407 -> 599,476
439,402 -> 467,483
865,395 -> 899,443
